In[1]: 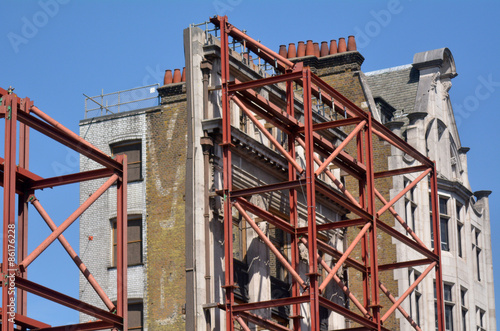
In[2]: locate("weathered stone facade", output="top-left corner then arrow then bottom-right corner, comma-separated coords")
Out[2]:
79,24 -> 495,331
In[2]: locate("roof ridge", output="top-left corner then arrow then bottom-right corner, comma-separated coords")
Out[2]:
364,64 -> 412,76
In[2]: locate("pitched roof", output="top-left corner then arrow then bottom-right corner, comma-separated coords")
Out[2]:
364,64 -> 419,113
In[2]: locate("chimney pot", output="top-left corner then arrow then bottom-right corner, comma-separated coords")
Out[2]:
313,42 -> 320,58
181,67 -> 186,82
173,68 -> 182,83
320,41 -> 329,57
305,40 -> 314,56
164,69 -> 173,85
279,45 -> 287,58
329,40 -> 338,55
338,37 -> 347,53
287,43 -> 297,58
347,35 -> 357,51
297,41 -> 306,57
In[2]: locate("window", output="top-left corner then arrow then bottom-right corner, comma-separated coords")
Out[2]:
269,209 -> 291,320
440,197 -> 450,252
444,283 -> 454,331
269,226 -> 287,282
461,288 -> 467,331
404,178 -> 417,232
129,301 -> 144,330
441,218 -> 450,251
112,215 -> 142,266
232,208 -> 249,302
472,227 -> 482,281
232,208 -> 246,262
457,203 -> 463,257
434,281 -> 439,331
408,269 -> 422,326
476,307 -> 486,331
111,141 -> 142,182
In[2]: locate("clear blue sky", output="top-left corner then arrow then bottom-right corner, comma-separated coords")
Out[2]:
3,0 -> 500,326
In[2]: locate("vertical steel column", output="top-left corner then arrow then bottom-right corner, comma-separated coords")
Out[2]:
219,15 -> 235,331
2,94 -> 17,331
116,154 -> 128,330
302,69 -> 320,330
17,97 -> 31,316
430,164 -> 444,331
357,125 -> 370,311
365,114 -> 381,330
286,80 -> 302,330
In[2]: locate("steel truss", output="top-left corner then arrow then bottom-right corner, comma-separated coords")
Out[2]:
211,16 -> 445,331
0,87 -> 127,330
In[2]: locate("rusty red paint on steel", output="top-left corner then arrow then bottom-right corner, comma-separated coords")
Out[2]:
214,16 -> 443,331
30,197 -> 115,311
0,90 -> 127,330
3,94 -> 18,330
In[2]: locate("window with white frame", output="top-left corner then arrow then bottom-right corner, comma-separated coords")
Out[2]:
404,178 -> 417,233
461,287 -> 468,331
408,268 -> 422,327
443,283 -> 454,331
472,227 -> 482,281
439,197 -> 450,252
456,202 -> 464,258
476,307 -> 486,331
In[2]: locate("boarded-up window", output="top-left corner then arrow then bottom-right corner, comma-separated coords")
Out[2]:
128,302 -> 143,330
112,216 -> 142,266
111,141 -> 141,182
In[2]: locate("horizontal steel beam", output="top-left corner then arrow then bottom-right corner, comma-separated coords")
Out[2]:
228,71 -> 302,93
0,309 -> 51,329
236,311 -> 291,331
30,168 -> 115,190
237,87 -> 366,179
315,181 -> 372,221
295,117 -> 363,134
34,320 -> 119,331
376,221 -> 438,261
235,197 -> 295,234
379,258 -> 434,272
319,296 -> 391,331
230,179 -> 303,198
296,218 -> 366,234
16,110 -> 122,171
374,164 -> 430,179
315,237 -> 366,273
232,295 -> 309,312
14,277 -> 123,325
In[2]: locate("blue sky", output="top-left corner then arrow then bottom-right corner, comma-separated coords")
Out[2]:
2,0 -> 500,327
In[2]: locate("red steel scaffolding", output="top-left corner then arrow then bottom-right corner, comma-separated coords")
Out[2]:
0,87 -> 127,330
212,16 -> 444,331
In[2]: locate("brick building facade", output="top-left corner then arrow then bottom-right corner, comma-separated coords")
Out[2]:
79,21 -> 495,331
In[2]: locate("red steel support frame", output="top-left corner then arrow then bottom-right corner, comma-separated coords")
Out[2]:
212,15 -> 444,331
0,87 -> 127,330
